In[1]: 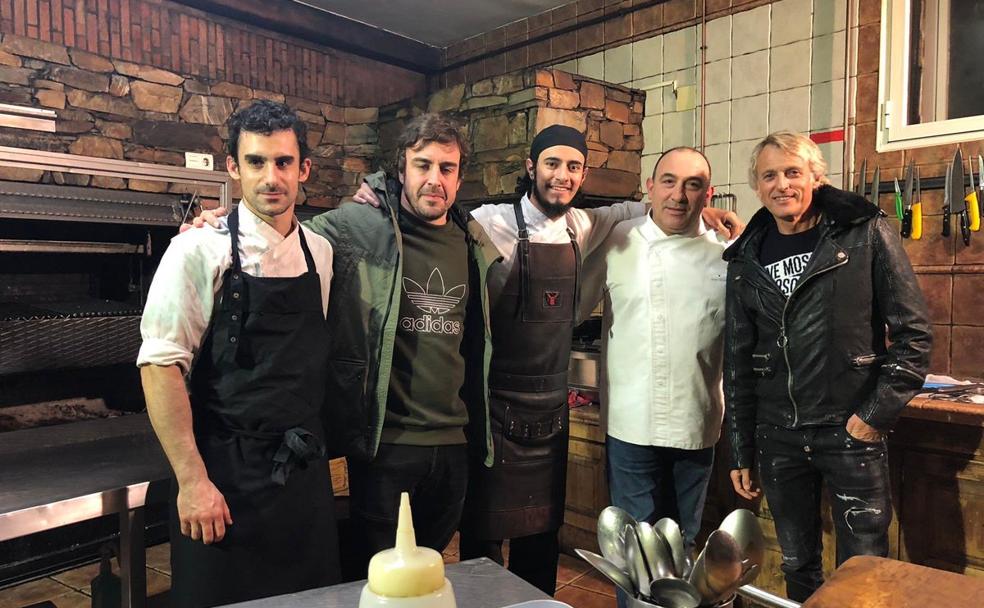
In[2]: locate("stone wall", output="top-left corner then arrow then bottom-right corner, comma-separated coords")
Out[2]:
0,32 -> 379,208
378,68 -> 645,203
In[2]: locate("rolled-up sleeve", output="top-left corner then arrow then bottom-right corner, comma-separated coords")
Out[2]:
137,231 -> 225,374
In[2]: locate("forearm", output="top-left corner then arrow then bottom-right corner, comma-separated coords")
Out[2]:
141,364 -> 208,487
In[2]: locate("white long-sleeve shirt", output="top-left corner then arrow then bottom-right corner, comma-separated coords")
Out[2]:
469,194 -> 646,269
137,202 -> 333,373
598,214 -> 728,449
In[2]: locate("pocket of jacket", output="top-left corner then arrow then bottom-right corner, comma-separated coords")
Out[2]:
323,357 -> 369,459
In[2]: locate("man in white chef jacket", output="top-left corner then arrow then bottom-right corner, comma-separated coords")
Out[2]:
583,147 -> 728,607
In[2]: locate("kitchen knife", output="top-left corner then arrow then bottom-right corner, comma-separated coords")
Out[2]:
968,155 -> 981,232
893,177 -> 904,221
943,160 -> 953,238
856,158 -> 868,197
911,166 -> 923,240
951,148 -> 970,245
871,166 -> 881,208
900,162 -> 913,238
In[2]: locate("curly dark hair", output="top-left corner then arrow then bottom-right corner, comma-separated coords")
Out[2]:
395,113 -> 469,176
226,99 -> 310,163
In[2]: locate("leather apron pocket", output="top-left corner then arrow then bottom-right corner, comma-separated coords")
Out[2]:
497,400 -> 568,463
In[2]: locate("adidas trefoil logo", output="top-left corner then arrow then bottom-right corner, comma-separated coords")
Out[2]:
403,268 -> 466,315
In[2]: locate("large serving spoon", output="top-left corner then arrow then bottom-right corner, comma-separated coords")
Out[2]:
702,529 -> 744,603
648,578 -> 702,608
718,509 -> 765,571
624,524 -> 652,598
574,548 -> 635,597
636,521 -> 675,580
653,517 -> 687,578
597,506 -> 637,570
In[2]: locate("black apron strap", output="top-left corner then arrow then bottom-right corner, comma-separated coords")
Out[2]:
513,200 -> 531,317
225,208 -> 246,350
567,225 -> 582,318
296,223 -> 316,274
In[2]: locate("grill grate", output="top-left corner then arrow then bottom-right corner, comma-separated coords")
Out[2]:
0,315 -> 141,375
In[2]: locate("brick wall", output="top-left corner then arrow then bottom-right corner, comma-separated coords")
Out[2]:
0,0 -> 425,107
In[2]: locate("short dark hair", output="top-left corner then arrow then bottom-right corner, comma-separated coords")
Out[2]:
652,146 -> 712,182
226,100 -> 309,163
395,113 -> 469,176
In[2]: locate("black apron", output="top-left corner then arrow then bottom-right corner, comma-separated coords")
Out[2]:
170,210 -> 340,608
462,201 -> 579,540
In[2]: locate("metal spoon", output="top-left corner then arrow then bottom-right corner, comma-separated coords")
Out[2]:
574,548 -> 635,597
702,529 -> 744,603
653,517 -> 687,578
636,521 -> 675,580
597,506 -> 637,570
624,524 -> 652,598
648,578 -> 702,608
718,509 -> 765,571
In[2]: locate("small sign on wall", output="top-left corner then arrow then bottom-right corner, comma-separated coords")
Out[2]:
185,152 -> 214,170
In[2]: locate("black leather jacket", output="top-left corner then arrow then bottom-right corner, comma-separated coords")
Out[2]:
723,185 -> 932,469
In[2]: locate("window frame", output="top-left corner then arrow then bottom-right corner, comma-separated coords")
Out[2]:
878,0 -> 984,151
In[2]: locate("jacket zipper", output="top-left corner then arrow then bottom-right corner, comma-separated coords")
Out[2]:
777,251 -> 848,426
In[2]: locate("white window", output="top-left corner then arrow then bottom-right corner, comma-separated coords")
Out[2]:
878,0 -> 984,150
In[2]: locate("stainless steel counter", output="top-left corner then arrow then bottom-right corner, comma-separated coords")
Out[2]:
223,558 -> 553,608
0,413 -> 170,607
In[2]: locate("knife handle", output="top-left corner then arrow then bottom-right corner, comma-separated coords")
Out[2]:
967,192 -> 981,231
942,206 -> 951,236
960,212 -> 971,245
901,209 -> 912,238
911,203 -> 922,240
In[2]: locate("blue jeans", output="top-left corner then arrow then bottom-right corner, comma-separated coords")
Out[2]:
606,435 -> 714,608
756,424 -> 892,603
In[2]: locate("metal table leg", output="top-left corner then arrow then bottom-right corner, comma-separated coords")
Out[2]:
119,505 -> 147,608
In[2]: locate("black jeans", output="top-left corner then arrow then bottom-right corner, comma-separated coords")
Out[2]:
348,443 -> 469,578
459,530 -> 560,596
756,424 -> 892,603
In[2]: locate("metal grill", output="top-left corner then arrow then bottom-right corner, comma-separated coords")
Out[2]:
0,314 -> 142,375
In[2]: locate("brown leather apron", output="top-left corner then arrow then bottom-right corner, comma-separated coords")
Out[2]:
462,200 -> 579,540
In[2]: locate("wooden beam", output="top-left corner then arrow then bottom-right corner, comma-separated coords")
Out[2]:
171,0 -> 441,73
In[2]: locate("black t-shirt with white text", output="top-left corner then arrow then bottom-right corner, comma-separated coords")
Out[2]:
382,207 -> 470,446
758,220 -> 820,297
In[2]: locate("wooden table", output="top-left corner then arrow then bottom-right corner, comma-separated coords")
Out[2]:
802,556 -> 984,607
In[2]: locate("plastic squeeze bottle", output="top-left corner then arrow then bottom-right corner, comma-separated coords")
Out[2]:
366,492 -> 446,598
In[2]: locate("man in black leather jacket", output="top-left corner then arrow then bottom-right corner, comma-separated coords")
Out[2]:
722,131 -> 931,602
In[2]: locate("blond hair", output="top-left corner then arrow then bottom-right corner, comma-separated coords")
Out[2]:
748,131 -> 830,187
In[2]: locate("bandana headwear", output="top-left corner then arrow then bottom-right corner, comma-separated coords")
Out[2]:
529,125 -> 588,164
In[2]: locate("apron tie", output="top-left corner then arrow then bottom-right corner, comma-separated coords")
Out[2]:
271,427 -> 325,486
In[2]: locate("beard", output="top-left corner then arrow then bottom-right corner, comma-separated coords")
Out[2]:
404,185 -> 450,221
530,171 -> 578,219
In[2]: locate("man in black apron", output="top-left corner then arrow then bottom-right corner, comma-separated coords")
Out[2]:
458,126 -> 588,594
139,100 -> 340,607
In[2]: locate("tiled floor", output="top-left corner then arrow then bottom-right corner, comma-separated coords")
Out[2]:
0,536 -> 615,608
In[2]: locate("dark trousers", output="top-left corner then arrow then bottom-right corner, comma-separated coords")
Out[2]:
348,443 -> 469,579
606,435 -> 715,608
756,424 -> 892,603
459,530 -> 560,595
